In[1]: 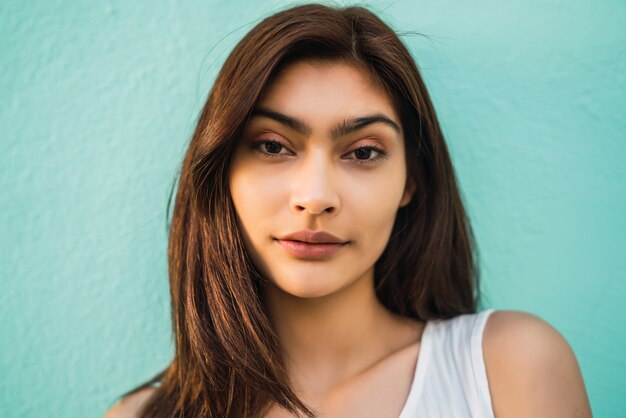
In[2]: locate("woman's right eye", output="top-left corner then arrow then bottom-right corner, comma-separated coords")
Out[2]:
251,139 -> 291,159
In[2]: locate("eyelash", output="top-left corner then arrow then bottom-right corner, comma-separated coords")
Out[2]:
250,139 -> 388,166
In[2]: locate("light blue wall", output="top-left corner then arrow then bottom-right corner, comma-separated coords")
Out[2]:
1,1 -> 624,416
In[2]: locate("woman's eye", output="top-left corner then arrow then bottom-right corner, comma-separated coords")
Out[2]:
344,145 -> 388,165
251,139 -> 388,165
251,139 -> 291,158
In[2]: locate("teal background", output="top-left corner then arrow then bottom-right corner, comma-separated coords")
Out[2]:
1,0 -> 624,416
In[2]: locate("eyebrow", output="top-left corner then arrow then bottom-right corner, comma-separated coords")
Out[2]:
250,107 -> 401,140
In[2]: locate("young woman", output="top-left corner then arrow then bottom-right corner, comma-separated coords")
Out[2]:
104,3 -> 592,417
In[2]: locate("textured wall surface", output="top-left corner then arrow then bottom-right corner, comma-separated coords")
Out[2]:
1,0 -> 624,417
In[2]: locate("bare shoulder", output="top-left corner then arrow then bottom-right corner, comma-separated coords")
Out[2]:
102,387 -> 158,418
482,310 -> 593,418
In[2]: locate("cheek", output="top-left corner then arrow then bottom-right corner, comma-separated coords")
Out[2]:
343,170 -> 406,242
229,165 -> 284,233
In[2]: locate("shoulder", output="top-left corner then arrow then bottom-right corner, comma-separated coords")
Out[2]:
482,310 -> 592,418
102,387 -> 158,418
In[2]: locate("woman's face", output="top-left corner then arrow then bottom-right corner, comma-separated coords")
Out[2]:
229,59 -> 414,299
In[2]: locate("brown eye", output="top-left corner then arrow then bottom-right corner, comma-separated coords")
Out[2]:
264,141 -> 283,154
251,139 -> 292,159
354,148 -> 374,159
344,145 -> 388,165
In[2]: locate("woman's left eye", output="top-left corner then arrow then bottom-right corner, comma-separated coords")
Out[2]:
251,139 -> 388,165
344,145 -> 388,165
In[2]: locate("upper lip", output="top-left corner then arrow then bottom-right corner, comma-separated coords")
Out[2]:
276,230 -> 348,244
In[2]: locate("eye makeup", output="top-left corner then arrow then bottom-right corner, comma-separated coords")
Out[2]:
249,138 -> 389,166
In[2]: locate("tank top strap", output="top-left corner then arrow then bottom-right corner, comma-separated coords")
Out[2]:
397,308 -> 496,418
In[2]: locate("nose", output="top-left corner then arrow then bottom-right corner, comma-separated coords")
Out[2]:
289,151 -> 340,216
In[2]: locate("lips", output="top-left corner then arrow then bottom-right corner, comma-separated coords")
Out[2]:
274,230 -> 349,259
276,229 -> 347,244
275,239 -> 347,259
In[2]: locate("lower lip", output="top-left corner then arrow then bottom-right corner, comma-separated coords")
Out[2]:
275,239 -> 348,259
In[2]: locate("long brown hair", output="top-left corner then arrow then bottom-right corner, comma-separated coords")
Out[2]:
120,3 -> 481,417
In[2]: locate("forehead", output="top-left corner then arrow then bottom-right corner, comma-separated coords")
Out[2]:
255,60 -> 400,126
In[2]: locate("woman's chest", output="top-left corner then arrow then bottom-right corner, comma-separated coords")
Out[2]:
264,342 -> 420,418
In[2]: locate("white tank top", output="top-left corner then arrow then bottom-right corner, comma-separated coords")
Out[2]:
397,308 -> 496,418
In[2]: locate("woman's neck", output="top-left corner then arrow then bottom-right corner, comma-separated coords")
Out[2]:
261,267 -> 423,396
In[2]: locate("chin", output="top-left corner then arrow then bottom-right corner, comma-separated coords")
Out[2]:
269,275 -> 346,300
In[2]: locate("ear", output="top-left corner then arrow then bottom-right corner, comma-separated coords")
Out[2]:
399,177 -> 416,208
